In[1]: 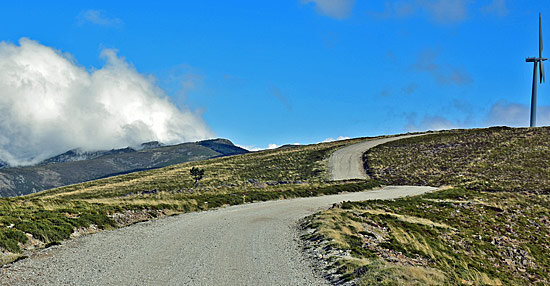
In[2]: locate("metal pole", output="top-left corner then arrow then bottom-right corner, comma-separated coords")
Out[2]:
530,62 -> 538,127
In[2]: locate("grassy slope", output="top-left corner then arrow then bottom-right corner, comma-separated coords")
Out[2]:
366,126 -> 550,192
0,135 -> 387,263
0,140 -> 248,197
301,127 -> 550,285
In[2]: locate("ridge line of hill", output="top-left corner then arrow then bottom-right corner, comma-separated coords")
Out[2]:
0,138 -> 248,197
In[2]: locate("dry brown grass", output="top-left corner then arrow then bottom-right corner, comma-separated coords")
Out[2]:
303,187 -> 550,285
358,261 -> 446,286
0,253 -> 25,265
365,126 -> 550,193
33,136 -> 374,201
361,209 -> 452,229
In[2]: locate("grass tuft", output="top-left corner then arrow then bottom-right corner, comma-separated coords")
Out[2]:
304,127 -> 550,285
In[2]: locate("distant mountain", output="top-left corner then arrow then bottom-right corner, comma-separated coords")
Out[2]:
196,139 -> 248,156
0,139 -> 248,197
277,144 -> 300,149
0,160 -> 8,169
140,141 -> 164,150
39,147 -> 136,165
38,142 -> 166,166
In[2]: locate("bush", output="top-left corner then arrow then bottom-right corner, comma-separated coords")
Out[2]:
0,229 -> 28,253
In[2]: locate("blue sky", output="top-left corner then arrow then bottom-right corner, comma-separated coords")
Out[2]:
0,0 -> 549,152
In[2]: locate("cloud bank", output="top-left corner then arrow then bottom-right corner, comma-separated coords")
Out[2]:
485,101 -> 550,127
0,38 -> 212,166
404,100 -> 550,133
321,136 -> 350,143
405,114 -> 456,132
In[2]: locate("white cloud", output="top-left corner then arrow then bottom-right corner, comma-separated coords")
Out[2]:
235,143 -> 279,151
269,86 -> 292,111
301,0 -> 355,20
405,115 -> 456,132
369,0 -> 469,24
421,0 -> 468,24
481,0 -> 508,17
485,101 -> 550,127
238,142 -> 303,151
236,144 -> 263,152
0,38 -> 213,166
78,9 -> 122,27
414,47 -> 473,86
321,136 -> 350,143
267,144 -> 279,149
162,64 -> 204,99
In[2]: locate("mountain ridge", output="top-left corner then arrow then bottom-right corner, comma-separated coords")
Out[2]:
38,147 -> 136,166
0,138 -> 248,197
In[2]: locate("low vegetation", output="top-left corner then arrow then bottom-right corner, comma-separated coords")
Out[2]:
302,188 -> 550,285
30,136 -> 374,201
302,127 -> 550,285
365,126 -> 550,193
0,139 -> 247,197
0,135 -> 384,264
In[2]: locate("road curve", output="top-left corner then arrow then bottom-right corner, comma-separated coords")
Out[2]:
0,187 -> 435,286
2,134 -> 431,286
329,134 -> 422,181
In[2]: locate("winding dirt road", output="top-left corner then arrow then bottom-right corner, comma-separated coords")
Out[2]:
1,136 -> 433,286
329,134 -> 421,181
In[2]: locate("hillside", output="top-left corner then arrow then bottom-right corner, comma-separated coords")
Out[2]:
365,126 -> 550,193
0,135 -> 384,265
301,127 -> 550,285
0,139 -> 248,197
38,146 -> 136,165
4,127 -> 548,284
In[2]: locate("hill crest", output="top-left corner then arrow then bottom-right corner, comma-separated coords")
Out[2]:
0,138 -> 248,197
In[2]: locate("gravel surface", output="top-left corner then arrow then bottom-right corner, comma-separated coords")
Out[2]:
0,187 -> 434,286
328,134 -> 421,181
1,136 -> 432,285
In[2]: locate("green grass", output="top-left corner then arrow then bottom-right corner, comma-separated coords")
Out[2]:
303,127 -> 550,285
303,188 -> 550,285
365,126 -> 550,192
32,136 -> 372,200
0,136 -> 384,258
0,142 -> 229,197
0,199 -> 119,250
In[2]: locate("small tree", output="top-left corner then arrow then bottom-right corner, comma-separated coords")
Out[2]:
190,167 -> 205,187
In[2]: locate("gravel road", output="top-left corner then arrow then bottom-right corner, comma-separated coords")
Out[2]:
1,136 -> 432,285
0,186 -> 434,286
328,135 -> 421,181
